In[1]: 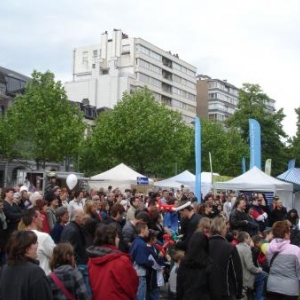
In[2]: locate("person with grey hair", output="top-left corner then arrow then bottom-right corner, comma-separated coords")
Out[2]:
50,206 -> 69,243
60,209 -> 87,265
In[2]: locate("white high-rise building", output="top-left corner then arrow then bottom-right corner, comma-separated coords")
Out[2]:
64,29 -> 197,124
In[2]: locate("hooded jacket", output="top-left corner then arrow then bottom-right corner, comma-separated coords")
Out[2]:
266,238 -> 300,296
87,244 -> 138,300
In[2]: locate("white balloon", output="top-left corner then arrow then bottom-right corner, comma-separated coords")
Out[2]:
66,174 -> 78,190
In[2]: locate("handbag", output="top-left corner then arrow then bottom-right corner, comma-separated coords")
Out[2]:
50,272 -> 76,300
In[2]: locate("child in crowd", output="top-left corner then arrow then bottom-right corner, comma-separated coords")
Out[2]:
130,223 -> 155,300
230,230 -> 239,246
145,229 -> 166,300
168,250 -> 184,300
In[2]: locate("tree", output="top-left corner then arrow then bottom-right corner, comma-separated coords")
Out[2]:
287,107 -> 300,165
226,83 -> 288,175
0,112 -> 20,186
199,119 -> 248,176
7,70 -> 86,169
79,87 -> 192,177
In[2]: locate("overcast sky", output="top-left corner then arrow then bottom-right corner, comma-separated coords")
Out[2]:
1,0 -> 300,137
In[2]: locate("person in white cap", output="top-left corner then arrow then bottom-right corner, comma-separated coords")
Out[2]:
176,200 -> 201,251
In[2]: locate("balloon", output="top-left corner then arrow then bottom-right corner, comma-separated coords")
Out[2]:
260,242 -> 269,255
174,201 -> 192,212
66,174 -> 78,190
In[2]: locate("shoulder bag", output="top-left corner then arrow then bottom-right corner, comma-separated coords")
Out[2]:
50,272 -> 76,300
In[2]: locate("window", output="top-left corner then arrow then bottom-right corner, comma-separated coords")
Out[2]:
139,73 -> 161,88
122,44 -> 130,54
93,50 -> 98,57
138,59 -> 161,74
136,45 -> 161,61
82,51 -> 88,64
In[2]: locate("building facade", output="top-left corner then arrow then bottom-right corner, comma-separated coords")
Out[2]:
64,29 -> 197,124
0,66 -> 100,187
196,75 -> 239,121
197,75 -> 276,121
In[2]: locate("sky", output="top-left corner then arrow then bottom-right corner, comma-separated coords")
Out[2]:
1,0 -> 300,137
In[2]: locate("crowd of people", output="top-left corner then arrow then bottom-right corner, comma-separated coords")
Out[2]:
0,174 -> 300,300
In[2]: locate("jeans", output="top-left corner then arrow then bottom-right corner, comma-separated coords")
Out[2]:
77,264 -> 91,296
255,271 -> 267,300
137,276 -> 147,300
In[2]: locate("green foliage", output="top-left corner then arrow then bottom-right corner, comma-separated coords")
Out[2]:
288,107 -> 300,166
79,87 -> 192,177
6,70 -> 86,168
200,119 -> 248,176
226,83 -> 288,175
0,112 -> 19,160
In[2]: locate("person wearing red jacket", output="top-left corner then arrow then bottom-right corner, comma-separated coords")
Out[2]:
87,223 -> 138,300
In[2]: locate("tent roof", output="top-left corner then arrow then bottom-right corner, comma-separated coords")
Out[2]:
154,179 -> 189,189
90,163 -> 152,182
215,166 -> 293,191
277,168 -> 300,190
166,170 -> 195,182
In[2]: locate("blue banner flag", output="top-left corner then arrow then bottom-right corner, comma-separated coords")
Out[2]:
288,159 -> 296,170
194,116 -> 201,203
249,119 -> 261,169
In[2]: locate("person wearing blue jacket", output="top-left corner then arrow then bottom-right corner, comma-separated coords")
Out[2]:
130,223 -> 154,300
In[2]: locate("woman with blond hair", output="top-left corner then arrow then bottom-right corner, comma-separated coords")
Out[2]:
83,200 -> 100,222
209,216 -> 243,300
48,243 -> 90,300
196,217 -> 211,237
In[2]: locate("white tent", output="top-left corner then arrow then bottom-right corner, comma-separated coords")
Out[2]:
215,166 -> 293,208
88,163 -> 153,191
154,170 -> 195,189
154,170 -> 219,196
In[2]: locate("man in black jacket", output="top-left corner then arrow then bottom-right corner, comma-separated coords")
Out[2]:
230,198 -> 259,236
3,188 -> 23,238
209,216 -> 243,300
176,201 -> 201,251
60,209 -> 87,265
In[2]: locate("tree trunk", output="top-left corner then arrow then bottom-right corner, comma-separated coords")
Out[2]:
4,159 -> 9,188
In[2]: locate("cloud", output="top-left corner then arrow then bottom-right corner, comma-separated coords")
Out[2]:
1,0 -> 300,136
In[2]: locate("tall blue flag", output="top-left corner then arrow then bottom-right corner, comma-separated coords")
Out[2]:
288,159 -> 296,169
194,116 -> 201,203
249,119 -> 261,169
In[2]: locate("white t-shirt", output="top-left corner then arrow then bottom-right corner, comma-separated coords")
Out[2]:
32,229 -> 55,275
169,262 -> 179,293
68,199 -> 84,215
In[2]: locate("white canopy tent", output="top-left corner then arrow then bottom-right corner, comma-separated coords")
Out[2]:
88,163 -> 153,191
154,170 -> 219,196
215,166 -> 293,209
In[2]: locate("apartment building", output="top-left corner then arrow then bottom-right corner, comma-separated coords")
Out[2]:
196,75 -> 239,121
64,29 -> 197,124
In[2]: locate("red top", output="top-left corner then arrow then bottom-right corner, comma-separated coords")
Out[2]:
40,210 -> 50,234
88,245 -> 138,300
